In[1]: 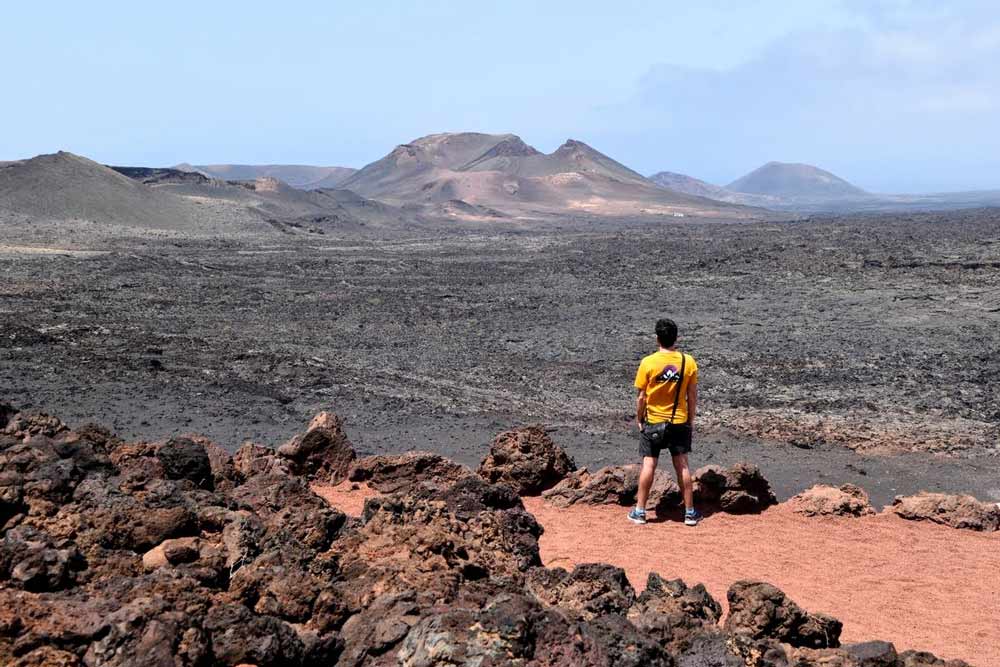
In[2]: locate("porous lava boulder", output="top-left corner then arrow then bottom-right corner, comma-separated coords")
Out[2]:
789,484 -> 876,517
396,589 -> 674,667
155,436 -> 214,490
898,649 -> 973,666
233,441 -> 291,478
890,492 -> 1000,532
277,411 -> 356,483
347,450 -> 474,495
725,580 -> 842,649
183,434 -> 242,491
627,573 -> 723,656
478,425 -> 576,494
694,463 -> 778,514
526,563 -> 636,620
542,465 -> 681,510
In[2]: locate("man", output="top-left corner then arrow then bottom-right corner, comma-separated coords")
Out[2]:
629,318 -> 700,526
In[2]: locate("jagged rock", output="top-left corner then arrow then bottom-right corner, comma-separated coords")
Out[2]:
0,525 -> 83,591
695,463 -> 778,514
725,580 -> 842,649
108,441 -> 166,488
2,412 -> 67,440
155,436 -> 213,490
0,402 -> 16,430
233,441 -> 290,478
338,590 -> 423,666
230,473 -> 346,552
542,465 -> 681,510
331,479 -> 543,618
628,573 -> 723,656
845,640 -> 899,666
10,646 -> 81,666
478,425 -> 576,495
184,434 -> 241,491
348,450 -> 474,494
527,563 -> 636,620
890,492 -> 1000,531
899,649 -> 973,666
789,484 -> 876,517
397,591 -> 674,667
204,602 -> 305,667
277,411 -> 356,483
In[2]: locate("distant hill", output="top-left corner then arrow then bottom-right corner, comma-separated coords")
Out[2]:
649,171 -> 781,208
340,132 -> 757,218
175,163 -> 357,190
0,152 -> 204,231
727,162 -> 869,198
650,171 -> 741,201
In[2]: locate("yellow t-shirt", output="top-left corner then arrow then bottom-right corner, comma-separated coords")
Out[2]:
634,350 -> 698,424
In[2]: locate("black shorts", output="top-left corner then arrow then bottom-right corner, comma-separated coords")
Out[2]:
639,422 -> 692,458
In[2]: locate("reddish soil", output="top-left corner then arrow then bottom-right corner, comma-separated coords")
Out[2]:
316,484 -> 999,665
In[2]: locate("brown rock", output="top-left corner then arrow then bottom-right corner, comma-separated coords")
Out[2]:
890,492 -> 1000,531
478,425 -> 576,495
347,450 -> 474,495
725,580 -> 842,649
185,434 -> 242,491
233,442 -> 290,478
527,563 -> 635,620
627,573 -> 722,656
277,411 -> 356,483
141,537 -> 201,571
789,484 -> 876,517
694,463 -> 777,514
542,465 -> 680,508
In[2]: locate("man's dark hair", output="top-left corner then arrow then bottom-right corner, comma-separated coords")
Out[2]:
655,318 -> 678,348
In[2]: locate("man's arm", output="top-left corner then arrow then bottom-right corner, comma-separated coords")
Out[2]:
686,379 -> 698,429
635,389 -> 647,431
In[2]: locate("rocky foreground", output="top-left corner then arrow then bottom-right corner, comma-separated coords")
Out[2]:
1,403 -> 990,667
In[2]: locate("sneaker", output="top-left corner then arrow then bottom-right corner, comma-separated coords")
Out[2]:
628,508 -> 647,525
684,509 -> 702,526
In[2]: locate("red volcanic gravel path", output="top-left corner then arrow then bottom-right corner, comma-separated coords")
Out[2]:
316,484 -> 999,665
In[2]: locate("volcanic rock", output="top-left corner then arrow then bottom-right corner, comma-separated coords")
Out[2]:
347,450 -> 474,495
155,436 -> 213,490
184,434 -> 242,491
542,464 -> 680,509
890,492 -> 1000,531
526,563 -> 636,620
277,412 -> 356,483
628,573 -> 723,656
478,425 -> 576,494
898,649 -> 973,666
233,441 -> 291,478
725,580 -> 842,649
694,463 -> 778,514
789,484 -> 876,517
845,640 -> 900,666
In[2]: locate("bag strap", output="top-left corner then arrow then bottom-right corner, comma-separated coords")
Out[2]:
669,353 -> 687,424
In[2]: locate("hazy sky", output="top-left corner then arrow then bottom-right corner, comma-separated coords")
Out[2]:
3,0 -> 998,192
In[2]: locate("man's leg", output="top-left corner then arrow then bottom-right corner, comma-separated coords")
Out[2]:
671,453 -> 694,511
636,455 -> 658,510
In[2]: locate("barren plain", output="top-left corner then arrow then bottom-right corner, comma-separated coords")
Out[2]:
2,208 -> 998,506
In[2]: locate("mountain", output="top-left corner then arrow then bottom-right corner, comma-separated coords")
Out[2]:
649,171 -> 782,208
727,162 -> 869,198
340,132 -> 757,218
0,152 -> 205,231
175,164 -> 357,190
650,171 -> 741,201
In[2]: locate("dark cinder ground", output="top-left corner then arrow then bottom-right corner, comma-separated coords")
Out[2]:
2,209 -> 999,506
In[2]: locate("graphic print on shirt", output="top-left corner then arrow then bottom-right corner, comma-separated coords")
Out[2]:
655,364 -> 682,384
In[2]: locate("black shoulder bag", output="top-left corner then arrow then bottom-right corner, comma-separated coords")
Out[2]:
642,353 -> 690,443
